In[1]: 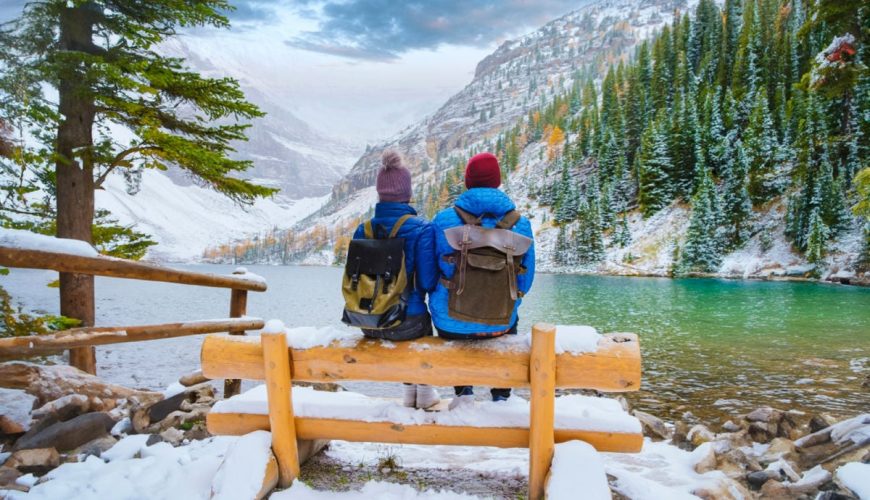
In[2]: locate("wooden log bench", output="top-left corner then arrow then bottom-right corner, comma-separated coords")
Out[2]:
201,323 -> 642,499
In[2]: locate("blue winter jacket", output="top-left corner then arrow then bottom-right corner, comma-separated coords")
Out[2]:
429,188 -> 536,335
352,202 -> 438,317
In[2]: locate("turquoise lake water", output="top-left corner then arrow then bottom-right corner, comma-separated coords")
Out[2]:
3,265 -> 867,423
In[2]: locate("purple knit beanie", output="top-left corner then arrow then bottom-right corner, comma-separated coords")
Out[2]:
376,150 -> 412,203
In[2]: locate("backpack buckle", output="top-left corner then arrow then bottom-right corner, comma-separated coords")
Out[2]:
351,257 -> 361,291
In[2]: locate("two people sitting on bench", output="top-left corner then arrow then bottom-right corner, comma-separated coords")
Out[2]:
341,150 -> 535,410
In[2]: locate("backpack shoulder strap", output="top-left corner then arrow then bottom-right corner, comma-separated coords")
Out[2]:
388,214 -> 414,238
364,220 -> 375,239
496,210 -> 521,229
454,206 -> 483,226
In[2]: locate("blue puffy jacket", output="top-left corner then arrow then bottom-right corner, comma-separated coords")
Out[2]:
429,188 -> 535,335
352,202 -> 438,316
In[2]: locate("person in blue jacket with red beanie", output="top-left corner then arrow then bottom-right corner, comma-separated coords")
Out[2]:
429,152 -> 535,408
351,150 -> 441,409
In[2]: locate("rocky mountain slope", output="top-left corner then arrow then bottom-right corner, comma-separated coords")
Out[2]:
328,0 -> 688,204
210,0 -> 866,283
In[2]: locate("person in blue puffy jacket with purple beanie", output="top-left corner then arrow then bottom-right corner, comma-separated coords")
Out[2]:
429,152 -> 535,408
351,150 -> 441,409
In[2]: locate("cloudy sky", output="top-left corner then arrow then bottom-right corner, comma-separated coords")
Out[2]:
0,1 -> 588,144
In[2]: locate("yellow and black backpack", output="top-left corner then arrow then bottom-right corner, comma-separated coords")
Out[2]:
341,215 -> 412,330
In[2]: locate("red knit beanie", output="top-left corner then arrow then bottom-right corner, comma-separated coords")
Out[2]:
376,150 -> 412,202
464,152 -> 501,189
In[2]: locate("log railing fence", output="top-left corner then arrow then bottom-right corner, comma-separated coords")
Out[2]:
0,246 -> 266,397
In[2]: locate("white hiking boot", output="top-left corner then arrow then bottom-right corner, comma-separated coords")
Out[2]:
415,384 -> 441,410
402,384 -> 417,408
448,395 -> 475,411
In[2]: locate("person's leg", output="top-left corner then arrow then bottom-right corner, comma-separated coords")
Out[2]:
436,328 -> 477,398
375,313 -> 442,409
403,383 -> 417,407
491,321 -> 519,401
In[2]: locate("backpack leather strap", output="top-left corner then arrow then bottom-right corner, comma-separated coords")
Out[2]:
496,210 -> 521,229
389,214 -> 413,238
364,220 -> 374,239
454,206 -> 483,226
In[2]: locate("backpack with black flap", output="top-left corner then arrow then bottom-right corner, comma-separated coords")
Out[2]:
440,207 -> 533,325
341,215 -> 412,330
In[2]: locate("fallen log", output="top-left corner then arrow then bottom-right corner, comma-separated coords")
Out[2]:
0,362 -> 162,408
0,318 -> 265,358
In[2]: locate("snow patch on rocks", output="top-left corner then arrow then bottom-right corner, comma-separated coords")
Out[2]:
837,462 -> 870,499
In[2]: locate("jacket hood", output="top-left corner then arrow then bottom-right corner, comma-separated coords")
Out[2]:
454,188 -> 516,217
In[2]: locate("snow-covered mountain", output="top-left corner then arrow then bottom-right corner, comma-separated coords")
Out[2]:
328,0 -> 688,203
254,0 -> 864,281
159,38 -> 361,198
98,38 -> 362,261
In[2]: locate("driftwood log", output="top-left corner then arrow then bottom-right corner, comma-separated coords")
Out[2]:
0,362 -> 162,408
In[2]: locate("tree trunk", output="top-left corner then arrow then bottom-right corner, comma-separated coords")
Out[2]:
56,5 -> 98,374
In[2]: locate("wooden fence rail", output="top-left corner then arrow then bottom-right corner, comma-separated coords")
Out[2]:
0,247 -> 266,291
0,245 -> 266,395
0,318 -> 265,358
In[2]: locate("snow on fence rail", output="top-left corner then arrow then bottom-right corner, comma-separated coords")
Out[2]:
0,246 -> 267,291
0,232 -> 266,395
202,323 -> 643,500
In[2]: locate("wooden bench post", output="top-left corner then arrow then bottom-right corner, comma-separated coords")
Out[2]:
224,269 -> 249,398
261,332 -> 300,488
528,323 -> 556,500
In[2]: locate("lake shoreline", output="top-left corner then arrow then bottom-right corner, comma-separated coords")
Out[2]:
189,259 -> 870,287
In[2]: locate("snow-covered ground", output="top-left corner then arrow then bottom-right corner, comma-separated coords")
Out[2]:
0,433 -> 751,500
96,169 -> 329,261
8,413 -> 868,499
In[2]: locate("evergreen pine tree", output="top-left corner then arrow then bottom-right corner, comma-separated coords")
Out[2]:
679,169 -> 724,273
554,225 -> 569,265
817,150 -> 849,233
638,117 -> 673,216
614,215 -> 632,248
721,138 -> 753,249
805,207 -> 830,271
745,90 -> 780,204
0,0 -> 274,366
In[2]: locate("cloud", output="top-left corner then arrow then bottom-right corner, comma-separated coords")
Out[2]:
286,0 -> 591,61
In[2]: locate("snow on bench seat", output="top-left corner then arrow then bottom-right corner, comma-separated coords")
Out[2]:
208,386 -> 642,453
213,386 -> 639,433
201,326 -> 641,392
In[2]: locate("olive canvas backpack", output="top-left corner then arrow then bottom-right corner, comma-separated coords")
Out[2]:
341,215 -> 412,330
